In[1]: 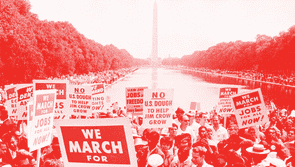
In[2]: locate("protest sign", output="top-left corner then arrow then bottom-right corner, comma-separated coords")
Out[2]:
231,89 -> 269,129
216,87 -> 238,115
190,102 -> 200,111
142,89 -> 174,128
33,80 -> 69,120
126,87 -> 148,115
69,85 -> 92,117
89,83 -> 105,113
27,101 -> 33,147
29,90 -> 56,152
54,118 -> 137,167
17,84 -> 33,120
4,85 -> 18,121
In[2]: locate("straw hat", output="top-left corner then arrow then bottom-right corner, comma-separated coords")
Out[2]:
147,154 -> 164,167
134,137 -> 148,146
246,144 -> 270,154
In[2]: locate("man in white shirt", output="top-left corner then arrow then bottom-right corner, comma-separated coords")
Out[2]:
209,115 -> 228,144
177,115 -> 196,143
187,111 -> 200,137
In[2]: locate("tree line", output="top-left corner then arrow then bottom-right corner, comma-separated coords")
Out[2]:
0,0 -> 149,85
162,25 -> 295,73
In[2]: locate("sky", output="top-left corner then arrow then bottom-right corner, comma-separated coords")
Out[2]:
29,0 -> 295,59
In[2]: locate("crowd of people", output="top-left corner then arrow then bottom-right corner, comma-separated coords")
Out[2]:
0,67 -> 138,104
1,66 -> 295,167
1,104 -> 295,167
48,67 -> 138,85
166,66 -> 295,86
130,107 -> 295,167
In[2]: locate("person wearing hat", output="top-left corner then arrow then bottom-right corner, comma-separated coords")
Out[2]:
145,131 -> 165,167
147,154 -> 164,167
134,137 -> 149,167
173,108 -> 185,127
246,144 -> 270,165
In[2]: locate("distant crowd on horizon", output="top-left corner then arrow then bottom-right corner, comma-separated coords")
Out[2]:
165,65 -> 295,87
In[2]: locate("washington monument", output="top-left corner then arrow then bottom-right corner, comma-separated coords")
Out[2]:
150,0 -> 159,66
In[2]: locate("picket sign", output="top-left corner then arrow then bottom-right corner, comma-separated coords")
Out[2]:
216,87 -> 239,115
89,83 -> 105,114
54,118 -> 137,167
230,88 -> 269,129
33,80 -> 69,120
142,89 -> 174,128
28,89 -> 56,152
27,101 -> 33,147
16,84 -> 33,120
68,85 -> 92,118
4,84 -> 18,121
190,102 -> 200,111
125,86 -> 148,116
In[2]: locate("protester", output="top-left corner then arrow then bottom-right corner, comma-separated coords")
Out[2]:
244,126 -> 265,144
0,107 -> 17,139
212,154 -> 227,167
284,128 -> 295,157
176,115 -> 196,143
134,137 -> 149,167
167,123 -> 178,140
159,137 -> 174,167
260,127 -> 290,160
217,123 -> 252,167
210,115 -> 228,144
193,126 -> 215,165
191,145 -> 213,167
282,119 -> 295,141
187,111 -> 200,136
171,133 -> 193,167
2,66 -> 295,166
40,137 -> 63,167
263,112 -> 282,134
14,131 -> 28,152
146,130 -> 165,166
173,108 -> 185,127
